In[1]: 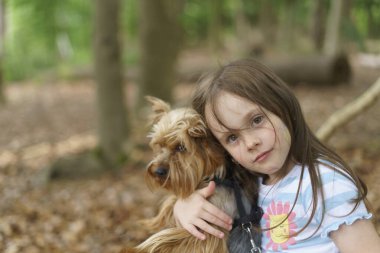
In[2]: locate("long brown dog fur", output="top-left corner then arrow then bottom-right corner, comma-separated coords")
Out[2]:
122,96 -> 240,253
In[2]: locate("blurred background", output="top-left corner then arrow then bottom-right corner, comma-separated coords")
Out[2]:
0,0 -> 379,252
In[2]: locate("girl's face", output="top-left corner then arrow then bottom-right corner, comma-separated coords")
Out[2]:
205,91 -> 292,184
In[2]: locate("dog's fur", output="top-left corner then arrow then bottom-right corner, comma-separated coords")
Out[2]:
123,97 -> 260,253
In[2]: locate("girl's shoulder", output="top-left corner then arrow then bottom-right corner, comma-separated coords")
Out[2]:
259,160 -> 354,194
296,159 -> 351,180
316,160 -> 355,185
290,160 -> 356,194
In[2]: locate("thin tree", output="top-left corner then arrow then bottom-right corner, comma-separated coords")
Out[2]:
138,0 -> 185,104
323,0 -> 343,55
208,0 -> 223,53
0,0 -> 6,104
258,0 -> 277,46
310,0 -> 326,52
94,0 -> 129,167
278,0 -> 297,50
364,0 -> 380,39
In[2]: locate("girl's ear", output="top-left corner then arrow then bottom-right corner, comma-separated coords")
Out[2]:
145,96 -> 171,124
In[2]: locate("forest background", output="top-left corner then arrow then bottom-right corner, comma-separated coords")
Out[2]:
0,0 -> 380,252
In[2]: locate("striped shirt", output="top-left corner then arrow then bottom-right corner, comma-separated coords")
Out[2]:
259,162 -> 371,253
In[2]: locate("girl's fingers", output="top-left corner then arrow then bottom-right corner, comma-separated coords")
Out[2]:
193,218 -> 225,239
198,181 -> 216,198
198,181 -> 233,226
174,182 -> 233,239
201,210 -> 232,231
185,224 -> 207,240
202,201 -> 233,226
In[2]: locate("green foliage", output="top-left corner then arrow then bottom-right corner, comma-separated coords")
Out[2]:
3,0 -> 379,82
123,0 -> 138,39
5,0 -> 92,81
121,0 -> 140,67
182,0 -> 209,45
354,0 -> 380,39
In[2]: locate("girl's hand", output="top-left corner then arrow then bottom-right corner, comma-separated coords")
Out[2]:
173,181 -> 233,240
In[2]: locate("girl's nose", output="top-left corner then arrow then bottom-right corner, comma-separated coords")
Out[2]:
244,133 -> 260,150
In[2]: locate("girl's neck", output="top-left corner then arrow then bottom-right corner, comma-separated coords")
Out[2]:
264,159 -> 296,185
263,175 -> 279,185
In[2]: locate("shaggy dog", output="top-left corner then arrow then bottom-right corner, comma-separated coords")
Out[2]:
122,97 -> 262,253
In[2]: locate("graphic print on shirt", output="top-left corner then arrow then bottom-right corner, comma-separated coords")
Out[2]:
263,200 -> 297,251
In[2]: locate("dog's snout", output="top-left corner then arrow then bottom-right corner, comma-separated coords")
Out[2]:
154,167 -> 168,177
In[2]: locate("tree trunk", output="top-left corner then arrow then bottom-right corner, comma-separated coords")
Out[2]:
365,0 -> 380,38
258,0 -> 276,45
234,0 -> 263,56
0,0 -> 5,105
323,0 -> 343,55
176,53 -> 351,86
94,0 -> 128,167
310,0 -> 326,52
263,54 -> 351,85
278,0 -> 297,50
208,0 -> 223,53
138,0 -> 184,104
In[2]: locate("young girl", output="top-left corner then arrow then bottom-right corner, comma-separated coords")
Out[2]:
173,59 -> 380,252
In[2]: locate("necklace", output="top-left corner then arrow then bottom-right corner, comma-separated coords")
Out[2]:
260,176 -> 284,207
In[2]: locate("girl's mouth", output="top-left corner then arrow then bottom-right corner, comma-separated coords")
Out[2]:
254,149 -> 272,163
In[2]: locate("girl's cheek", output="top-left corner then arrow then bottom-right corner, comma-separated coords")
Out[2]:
283,129 -> 291,144
231,148 -> 243,164
278,123 -> 291,144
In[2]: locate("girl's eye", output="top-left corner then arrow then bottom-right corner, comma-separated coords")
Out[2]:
175,144 -> 186,152
252,115 -> 264,126
226,134 -> 238,144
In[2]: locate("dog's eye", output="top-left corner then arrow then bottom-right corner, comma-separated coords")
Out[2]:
175,144 -> 186,153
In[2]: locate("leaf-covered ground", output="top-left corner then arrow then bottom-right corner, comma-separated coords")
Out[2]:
1,53 -> 379,252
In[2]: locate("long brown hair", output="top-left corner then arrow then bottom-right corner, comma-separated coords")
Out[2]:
191,58 -> 368,236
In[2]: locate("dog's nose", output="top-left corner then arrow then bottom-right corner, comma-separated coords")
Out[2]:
154,167 -> 168,177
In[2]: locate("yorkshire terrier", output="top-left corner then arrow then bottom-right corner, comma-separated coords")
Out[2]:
122,96 -> 262,253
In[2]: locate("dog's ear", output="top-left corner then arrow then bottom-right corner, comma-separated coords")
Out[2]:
188,118 -> 207,138
145,96 -> 171,123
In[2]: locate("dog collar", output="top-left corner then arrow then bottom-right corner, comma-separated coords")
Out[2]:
214,176 -> 263,253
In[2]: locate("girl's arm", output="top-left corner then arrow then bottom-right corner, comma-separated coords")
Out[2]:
173,181 -> 233,240
331,219 -> 380,253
